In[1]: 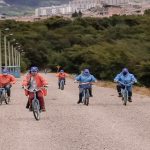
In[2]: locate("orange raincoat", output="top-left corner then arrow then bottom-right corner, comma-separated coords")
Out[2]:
0,74 -> 16,87
22,73 -> 48,96
56,72 -> 69,79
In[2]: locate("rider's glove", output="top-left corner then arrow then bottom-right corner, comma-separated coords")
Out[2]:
22,86 -> 25,89
44,85 -> 48,88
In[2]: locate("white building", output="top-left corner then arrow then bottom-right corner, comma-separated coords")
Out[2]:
35,4 -> 73,17
35,0 -> 103,17
35,0 -> 150,17
69,0 -> 102,11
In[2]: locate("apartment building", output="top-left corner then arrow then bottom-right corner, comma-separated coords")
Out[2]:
35,0 -> 150,17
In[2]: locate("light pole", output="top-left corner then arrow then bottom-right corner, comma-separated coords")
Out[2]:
4,35 -> 7,68
4,33 -> 13,68
8,41 -> 11,67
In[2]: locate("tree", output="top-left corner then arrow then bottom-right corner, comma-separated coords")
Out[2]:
72,11 -> 78,18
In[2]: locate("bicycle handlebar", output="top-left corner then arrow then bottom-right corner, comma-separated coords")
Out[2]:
74,81 -> 94,85
22,86 -> 47,92
118,81 -> 134,86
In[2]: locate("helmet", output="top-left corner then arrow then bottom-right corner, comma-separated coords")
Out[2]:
83,69 -> 90,76
2,69 -> 9,75
60,70 -> 64,73
122,68 -> 128,76
30,66 -> 38,72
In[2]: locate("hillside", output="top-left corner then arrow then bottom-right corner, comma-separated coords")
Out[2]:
0,12 -> 150,86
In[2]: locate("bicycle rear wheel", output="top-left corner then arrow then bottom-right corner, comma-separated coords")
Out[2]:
32,100 -> 40,120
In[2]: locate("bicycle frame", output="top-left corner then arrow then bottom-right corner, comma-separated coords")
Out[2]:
23,87 -> 46,121
121,85 -> 128,105
118,81 -> 132,106
82,87 -> 90,105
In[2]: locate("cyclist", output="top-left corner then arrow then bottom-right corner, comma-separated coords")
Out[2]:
75,69 -> 96,104
0,69 -> 16,99
114,68 -> 137,102
22,67 -> 48,111
56,70 -> 69,89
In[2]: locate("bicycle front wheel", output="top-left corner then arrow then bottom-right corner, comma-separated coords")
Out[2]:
60,81 -> 64,90
85,89 -> 90,106
32,100 -> 40,121
123,90 -> 128,106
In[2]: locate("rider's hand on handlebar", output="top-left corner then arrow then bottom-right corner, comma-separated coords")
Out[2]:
74,80 -> 78,83
22,86 -> 27,89
44,85 -> 48,87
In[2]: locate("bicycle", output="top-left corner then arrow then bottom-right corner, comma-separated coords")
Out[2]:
75,82 -> 92,106
0,88 -> 10,105
59,79 -> 65,90
118,81 -> 133,106
23,87 -> 46,121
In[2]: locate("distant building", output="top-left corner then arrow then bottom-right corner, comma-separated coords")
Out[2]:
35,0 -> 150,17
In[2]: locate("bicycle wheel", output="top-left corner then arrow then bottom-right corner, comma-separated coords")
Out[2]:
0,92 -> 5,105
0,97 -> 2,105
123,90 -> 128,106
60,80 -> 64,90
32,99 -> 40,121
82,90 -> 86,105
85,89 -> 90,106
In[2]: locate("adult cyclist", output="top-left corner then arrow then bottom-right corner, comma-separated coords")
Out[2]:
114,68 -> 137,102
75,69 -> 96,104
0,69 -> 16,99
56,70 -> 69,89
22,67 -> 48,111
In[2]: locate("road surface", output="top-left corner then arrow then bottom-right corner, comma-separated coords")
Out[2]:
0,73 -> 150,150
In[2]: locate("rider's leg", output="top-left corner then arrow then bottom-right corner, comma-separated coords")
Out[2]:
117,84 -> 122,97
77,88 -> 83,104
37,91 -> 46,111
5,84 -> 12,97
89,88 -> 93,97
28,92 -> 34,110
128,86 -> 132,102
58,79 -> 60,89
26,99 -> 30,108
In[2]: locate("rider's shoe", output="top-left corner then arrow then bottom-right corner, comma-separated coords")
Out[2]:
77,100 -> 81,104
41,108 -> 46,112
29,106 -> 33,111
118,93 -> 122,97
128,97 -> 132,102
26,101 -> 30,109
8,96 -> 10,102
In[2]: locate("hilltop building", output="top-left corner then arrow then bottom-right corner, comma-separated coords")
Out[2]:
35,0 -> 150,17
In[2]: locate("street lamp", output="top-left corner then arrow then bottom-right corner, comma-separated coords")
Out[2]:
4,33 -> 13,67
